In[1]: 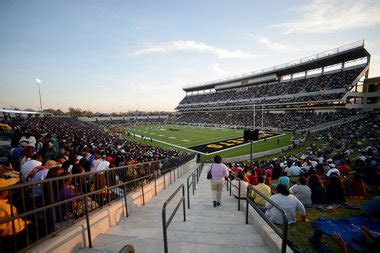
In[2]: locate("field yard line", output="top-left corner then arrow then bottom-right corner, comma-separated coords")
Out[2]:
204,133 -> 286,156
128,132 -> 199,153
183,135 -> 242,146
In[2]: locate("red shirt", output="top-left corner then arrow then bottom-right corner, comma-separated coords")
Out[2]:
265,175 -> 272,185
339,164 -> 350,176
346,179 -> 366,197
255,167 -> 263,178
248,174 -> 258,185
232,167 -> 241,176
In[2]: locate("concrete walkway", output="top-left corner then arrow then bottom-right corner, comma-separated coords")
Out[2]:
80,164 -> 270,253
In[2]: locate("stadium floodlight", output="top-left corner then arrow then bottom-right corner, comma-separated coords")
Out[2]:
36,78 -> 43,111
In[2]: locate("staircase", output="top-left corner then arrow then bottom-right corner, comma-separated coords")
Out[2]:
79,165 -> 270,253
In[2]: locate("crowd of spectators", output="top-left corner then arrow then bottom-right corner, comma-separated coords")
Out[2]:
178,67 -> 362,107
176,111 -> 358,130
176,93 -> 345,110
0,117 -> 188,251
225,112 -> 379,224
7,117 -> 183,170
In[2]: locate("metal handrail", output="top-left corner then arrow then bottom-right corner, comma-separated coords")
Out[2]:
228,174 -> 245,210
186,172 -> 195,209
0,155 -> 194,252
162,184 -> 186,253
246,185 -> 288,253
186,164 -> 203,209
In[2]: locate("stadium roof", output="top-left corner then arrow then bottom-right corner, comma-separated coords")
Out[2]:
0,109 -> 42,115
183,40 -> 370,92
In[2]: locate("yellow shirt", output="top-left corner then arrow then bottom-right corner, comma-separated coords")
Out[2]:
0,199 -> 26,236
251,183 -> 271,206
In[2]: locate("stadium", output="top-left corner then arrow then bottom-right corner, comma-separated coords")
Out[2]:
1,2 -> 380,253
106,40 -> 377,163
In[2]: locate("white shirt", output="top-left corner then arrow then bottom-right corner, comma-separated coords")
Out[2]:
96,160 -> 110,172
19,136 -> 36,147
21,160 -> 42,183
289,184 -> 312,205
91,159 -> 101,172
231,179 -> 248,198
326,168 -> 340,177
30,169 -> 49,197
265,194 -> 306,224
207,163 -> 229,180
289,165 -> 301,176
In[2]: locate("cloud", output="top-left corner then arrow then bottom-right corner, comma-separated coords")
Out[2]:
130,40 -> 257,59
211,63 -> 230,76
250,34 -> 333,52
273,0 -> 380,34
254,35 -> 296,51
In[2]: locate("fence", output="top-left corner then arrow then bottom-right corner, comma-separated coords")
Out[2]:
246,185 -> 288,253
186,164 -> 203,209
0,155 -> 194,252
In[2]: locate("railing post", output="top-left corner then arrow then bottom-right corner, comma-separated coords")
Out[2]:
154,172 -> 157,196
170,170 -> 172,184
123,184 -> 129,217
84,196 -> 92,248
238,179 -> 241,211
164,172 -> 166,190
246,188 -> 249,224
193,172 -> 197,191
48,181 -> 56,232
141,180 -> 145,205
281,212 -> 289,253
182,185 -> 186,222
187,176 -> 190,209
192,174 -> 195,195
174,169 -> 176,182
162,204 -> 168,253
229,179 -> 232,196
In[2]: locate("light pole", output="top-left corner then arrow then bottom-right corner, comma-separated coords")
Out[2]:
36,78 -> 43,111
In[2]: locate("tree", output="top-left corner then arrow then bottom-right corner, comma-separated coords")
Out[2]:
68,107 -> 82,116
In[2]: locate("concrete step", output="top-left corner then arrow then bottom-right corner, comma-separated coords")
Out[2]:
82,165 -> 271,253
81,233 -> 270,253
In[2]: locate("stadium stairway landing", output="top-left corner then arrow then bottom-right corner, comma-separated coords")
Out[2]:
79,164 -> 270,253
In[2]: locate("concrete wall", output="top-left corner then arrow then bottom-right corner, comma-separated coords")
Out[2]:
242,200 -> 293,253
300,114 -> 365,133
27,158 -> 196,253
223,145 -> 292,163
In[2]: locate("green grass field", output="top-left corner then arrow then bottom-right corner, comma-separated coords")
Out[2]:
122,124 -> 291,162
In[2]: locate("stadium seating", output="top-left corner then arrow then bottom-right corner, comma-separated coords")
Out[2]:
176,67 -> 363,111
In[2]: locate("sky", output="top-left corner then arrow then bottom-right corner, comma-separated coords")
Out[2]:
1,0 -> 380,112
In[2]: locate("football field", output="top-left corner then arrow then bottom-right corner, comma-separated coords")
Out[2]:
123,124 -> 291,161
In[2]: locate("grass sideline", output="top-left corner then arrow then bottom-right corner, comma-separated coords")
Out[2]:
122,124 -> 291,162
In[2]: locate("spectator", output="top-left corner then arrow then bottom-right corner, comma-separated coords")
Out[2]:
326,163 -> 340,177
307,174 -> 327,204
0,178 -> 29,252
250,176 -> 271,210
326,176 -> 346,203
289,176 -> 312,205
207,155 -> 229,207
20,153 -> 43,183
278,171 -> 290,186
265,184 -> 306,224
344,173 -> 366,198
231,173 -> 248,199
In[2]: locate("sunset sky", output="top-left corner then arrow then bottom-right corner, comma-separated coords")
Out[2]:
1,0 -> 380,112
